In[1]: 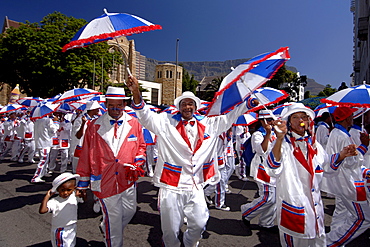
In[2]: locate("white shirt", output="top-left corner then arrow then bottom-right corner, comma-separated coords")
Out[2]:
108,114 -> 126,154
183,117 -> 198,150
47,191 -> 83,228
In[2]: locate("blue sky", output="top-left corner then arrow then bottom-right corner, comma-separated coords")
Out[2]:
2,0 -> 353,88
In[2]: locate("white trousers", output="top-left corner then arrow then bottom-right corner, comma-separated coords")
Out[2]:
280,232 -> 326,247
327,197 -> 370,246
49,148 -> 69,172
0,141 -> 13,159
18,140 -> 35,162
51,223 -> 76,247
204,166 -> 227,207
72,157 -> 79,174
159,187 -> 209,247
99,185 -> 137,247
241,182 -> 276,228
31,147 -> 51,182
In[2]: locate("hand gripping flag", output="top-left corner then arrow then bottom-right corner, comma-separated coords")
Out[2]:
206,47 -> 290,116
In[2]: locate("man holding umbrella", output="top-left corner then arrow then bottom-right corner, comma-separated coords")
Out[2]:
127,75 -> 258,247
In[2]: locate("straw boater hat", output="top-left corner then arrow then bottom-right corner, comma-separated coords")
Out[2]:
105,86 -> 130,100
258,109 -> 274,119
85,100 -> 101,111
281,103 -> 315,121
174,91 -> 201,110
51,172 -> 80,193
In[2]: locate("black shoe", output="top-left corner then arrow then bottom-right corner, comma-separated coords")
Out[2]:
241,217 -> 252,236
242,217 -> 250,227
260,226 -> 279,234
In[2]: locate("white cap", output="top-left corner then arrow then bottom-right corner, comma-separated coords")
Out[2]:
86,100 -> 101,111
51,172 -> 80,193
281,103 -> 315,121
258,110 -> 274,119
105,86 -> 129,100
174,91 -> 201,110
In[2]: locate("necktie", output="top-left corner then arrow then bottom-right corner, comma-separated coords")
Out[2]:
110,120 -> 123,138
183,120 -> 195,127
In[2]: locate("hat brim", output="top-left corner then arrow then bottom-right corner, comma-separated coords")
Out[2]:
51,174 -> 80,193
174,95 -> 201,110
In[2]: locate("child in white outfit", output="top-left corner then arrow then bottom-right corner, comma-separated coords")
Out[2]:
39,172 -> 86,247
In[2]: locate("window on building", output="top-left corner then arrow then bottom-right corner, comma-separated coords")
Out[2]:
151,88 -> 159,105
157,71 -> 162,79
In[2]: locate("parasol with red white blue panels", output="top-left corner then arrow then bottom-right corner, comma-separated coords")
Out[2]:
62,9 -> 162,52
206,47 -> 290,116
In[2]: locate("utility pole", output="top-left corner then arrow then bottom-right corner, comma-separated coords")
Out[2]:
175,38 -> 179,99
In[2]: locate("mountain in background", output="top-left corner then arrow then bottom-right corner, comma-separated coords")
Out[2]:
145,58 -> 325,95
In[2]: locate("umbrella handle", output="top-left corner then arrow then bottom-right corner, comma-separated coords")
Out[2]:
264,118 -> 282,133
126,66 -> 132,77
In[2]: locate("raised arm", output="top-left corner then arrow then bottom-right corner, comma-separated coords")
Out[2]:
126,75 -> 142,105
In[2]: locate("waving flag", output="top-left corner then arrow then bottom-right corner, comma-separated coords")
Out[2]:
206,47 -> 290,116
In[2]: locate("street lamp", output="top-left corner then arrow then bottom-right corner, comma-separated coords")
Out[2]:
175,38 -> 179,99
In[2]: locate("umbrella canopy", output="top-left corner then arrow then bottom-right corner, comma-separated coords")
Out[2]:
233,112 -> 258,126
57,103 -> 77,113
206,47 -> 290,116
62,9 -> 162,52
314,103 -> 336,118
321,84 -> 370,108
54,88 -> 101,103
124,106 -> 137,118
17,97 -> 43,107
0,103 -> 26,114
247,87 -> 289,112
271,102 -> 293,117
30,102 -> 60,120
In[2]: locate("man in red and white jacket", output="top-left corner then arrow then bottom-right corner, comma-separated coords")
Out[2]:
76,86 -> 146,247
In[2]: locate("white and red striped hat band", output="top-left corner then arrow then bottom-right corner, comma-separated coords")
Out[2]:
258,110 -> 274,119
105,86 -> 130,100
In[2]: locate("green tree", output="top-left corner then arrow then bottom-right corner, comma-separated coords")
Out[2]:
318,84 -> 337,97
181,66 -> 199,94
266,65 -> 298,90
0,12 -> 121,98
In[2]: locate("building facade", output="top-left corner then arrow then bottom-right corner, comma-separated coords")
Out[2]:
352,0 -> 370,85
155,63 -> 183,105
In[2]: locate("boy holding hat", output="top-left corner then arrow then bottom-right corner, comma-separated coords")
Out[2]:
76,86 -> 146,247
127,75 -> 258,247
265,103 -> 357,246
241,109 -> 277,234
323,106 -> 370,246
39,172 -> 85,247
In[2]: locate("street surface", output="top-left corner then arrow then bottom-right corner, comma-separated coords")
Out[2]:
0,158 -> 370,247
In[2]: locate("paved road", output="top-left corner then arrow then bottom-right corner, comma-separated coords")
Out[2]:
0,158 -> 370,247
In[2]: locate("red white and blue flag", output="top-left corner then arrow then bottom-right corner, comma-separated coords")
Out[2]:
206,47 -> 290,116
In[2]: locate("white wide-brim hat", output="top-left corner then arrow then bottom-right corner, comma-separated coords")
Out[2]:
86,100 -> 101,111
105,86 -> 130,100
174,91 -> 201,110
51,172 -> 80,193
281,102 -> 315,121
